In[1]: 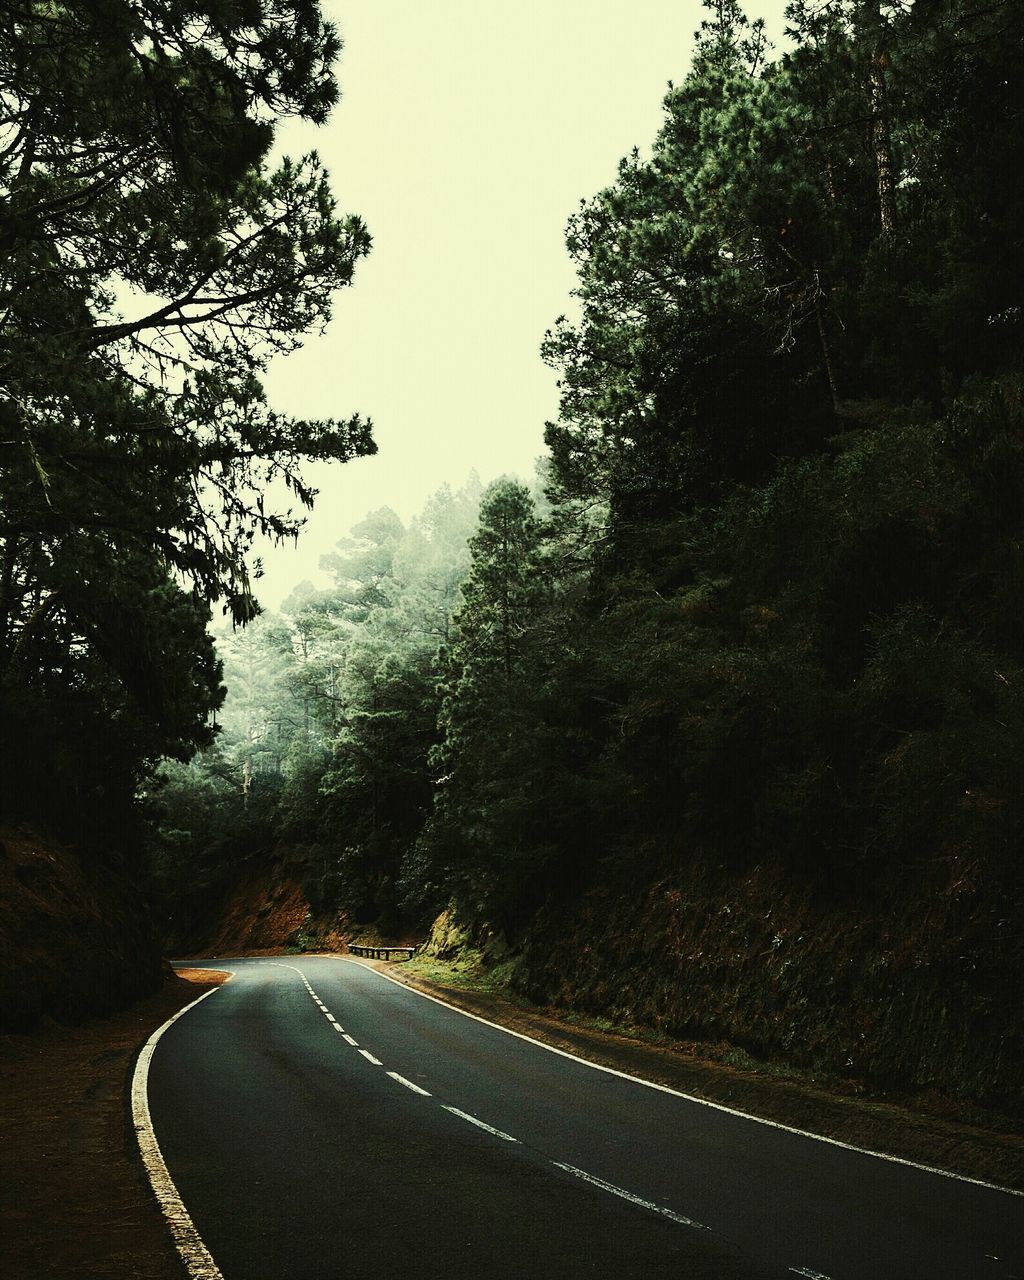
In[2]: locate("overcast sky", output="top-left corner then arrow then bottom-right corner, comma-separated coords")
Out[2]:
256,0 -> 788,609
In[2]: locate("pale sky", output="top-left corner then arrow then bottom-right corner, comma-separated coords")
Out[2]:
256,0 -> 788,609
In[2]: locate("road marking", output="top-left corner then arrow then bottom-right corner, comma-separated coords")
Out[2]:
336,957 -> 1023,1199
443,1105 -> 519,1142
267,963 -> 435,1104
132,979 -> 231,1280
387,1071 -> 432,1096
552,1161 -> 708,1229
171,963 -> 863,1269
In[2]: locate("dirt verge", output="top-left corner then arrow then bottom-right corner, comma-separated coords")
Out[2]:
0,968 -> 227,1280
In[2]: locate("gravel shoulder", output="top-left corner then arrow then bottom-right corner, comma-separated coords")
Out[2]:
0,968 -> 227,1280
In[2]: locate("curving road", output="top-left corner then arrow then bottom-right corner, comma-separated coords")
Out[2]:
143,957 -> 1023,1279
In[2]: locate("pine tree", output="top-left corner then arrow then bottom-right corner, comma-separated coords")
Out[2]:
421,480 -> 552,920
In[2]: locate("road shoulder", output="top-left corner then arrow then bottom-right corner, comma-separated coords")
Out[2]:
0,968 -> 228,1280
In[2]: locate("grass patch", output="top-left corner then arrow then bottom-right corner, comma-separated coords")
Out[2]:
405,952 -> 489,989
405,952 -> 526,1000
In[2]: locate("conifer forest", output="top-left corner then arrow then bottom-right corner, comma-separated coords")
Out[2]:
3,0 -> 1024,1123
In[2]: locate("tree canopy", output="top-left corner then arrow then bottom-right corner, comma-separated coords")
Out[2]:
0,0 -> 373,839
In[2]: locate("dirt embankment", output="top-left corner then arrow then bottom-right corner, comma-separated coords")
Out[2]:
0,967 -> 227,1280
0,827 -> 164,1031
178,848 -> 419,959
202,856 -> 313,953
470,855 -> 1024,1119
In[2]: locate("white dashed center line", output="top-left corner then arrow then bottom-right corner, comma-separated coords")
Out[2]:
552,1162 -> 708,1230
387,1071 -> 432,1096
287,964 -> 722,1256
442,1105 -> 519,1142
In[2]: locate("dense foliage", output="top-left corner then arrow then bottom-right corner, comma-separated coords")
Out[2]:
157,0 -> 1024,951
0,1 -> 372,842
520,0 -> 1024,919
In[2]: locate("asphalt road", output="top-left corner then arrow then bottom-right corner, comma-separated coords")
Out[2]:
145,957 -> 1023,1279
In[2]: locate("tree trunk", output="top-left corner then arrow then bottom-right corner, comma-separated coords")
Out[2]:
865,1 -> 897,237
0,536 -> 16,668
813,265 -> 840,413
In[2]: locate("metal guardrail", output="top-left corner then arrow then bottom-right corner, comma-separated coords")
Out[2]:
348,942 -> 417,961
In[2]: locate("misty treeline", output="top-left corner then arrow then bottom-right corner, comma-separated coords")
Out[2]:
150,478 -> 484,929
153,0 -> 1024,941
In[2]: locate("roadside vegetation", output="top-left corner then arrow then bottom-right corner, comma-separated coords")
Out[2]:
0,0 -> 372,853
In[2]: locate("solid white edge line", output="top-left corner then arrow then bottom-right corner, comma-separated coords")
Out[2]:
443,1105 -> 518,1142
387,1071 -> 432,1097
358,1048 -> 383,1065
333,956 -> 1023,1199
132,978 -> 233,1280
552,1161 -> 707,1230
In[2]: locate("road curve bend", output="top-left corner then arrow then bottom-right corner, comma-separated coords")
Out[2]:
139,957 -> 1023,1280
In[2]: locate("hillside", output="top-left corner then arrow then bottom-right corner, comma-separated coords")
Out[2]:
0,828 -> 163,1031
507,854 -> 1023,1116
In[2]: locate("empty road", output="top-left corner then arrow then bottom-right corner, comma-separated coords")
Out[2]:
140,957 -> 1023,1279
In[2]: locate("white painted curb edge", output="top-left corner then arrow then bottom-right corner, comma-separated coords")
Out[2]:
131,977 -> 233,1280
335,954 -> 1024,1200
